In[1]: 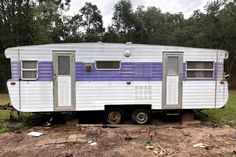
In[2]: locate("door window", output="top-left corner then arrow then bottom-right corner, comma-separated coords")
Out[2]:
58,56 -> 70,75
166,56 -> 179,75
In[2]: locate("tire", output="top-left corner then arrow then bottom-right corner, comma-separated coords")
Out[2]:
105,108 -> 124,124
132,109 -> 151,124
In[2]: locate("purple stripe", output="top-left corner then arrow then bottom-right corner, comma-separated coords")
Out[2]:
11,61 -> 217,81
11,62 -> 20,81
214,63 -> 217,80
11,61 -> 53,81
183,63 -> 186,80
38,61 -> 53,81
76,62 -> 162,81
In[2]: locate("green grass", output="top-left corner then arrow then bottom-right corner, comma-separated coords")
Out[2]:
0,94 -> 9,105
0,110 -> 11,121
0,125 -> 10,133
201,90 -> 236,126
0,94 -> 10,121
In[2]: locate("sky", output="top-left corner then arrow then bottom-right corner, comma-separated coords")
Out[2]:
68,0 -> 214,28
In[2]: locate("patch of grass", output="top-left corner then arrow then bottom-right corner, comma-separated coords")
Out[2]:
0,94 -> 10,105
0,110 -> 11,121
0,94 -> 11,122
0,111 -> 52,133
0,125 -> 10,133
202,90 -> 236,126
0,123 -> 29,133
0,112 -> 39,133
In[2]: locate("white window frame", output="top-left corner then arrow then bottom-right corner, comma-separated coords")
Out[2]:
186,61 -> 214,79
95,60 -> 121,70
21,60 -> 38,80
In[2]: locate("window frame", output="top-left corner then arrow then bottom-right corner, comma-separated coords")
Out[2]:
186,61 -> 214,79
95,60 -> 121,70
21,60 -> 38,80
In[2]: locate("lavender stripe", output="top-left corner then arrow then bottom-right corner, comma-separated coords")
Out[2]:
11,62 -> 20,81
183,63 -> 187,80
11,61 -> 53,81
76,62 -> 162,81
11,61 -> 217,81
214,63 -> 217,80
38,61 -> 53,81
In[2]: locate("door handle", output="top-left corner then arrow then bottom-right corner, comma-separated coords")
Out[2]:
53,74 -> 57,80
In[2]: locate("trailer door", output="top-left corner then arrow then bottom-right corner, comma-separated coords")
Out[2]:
53,52 -> 75,111
162,52 -> 183,109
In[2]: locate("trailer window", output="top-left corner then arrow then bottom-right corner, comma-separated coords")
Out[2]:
21,61 -> 38,80
186,61 -> 214,79
96,61 -> 120,70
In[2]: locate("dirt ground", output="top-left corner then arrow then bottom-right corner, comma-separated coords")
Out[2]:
0,120 -> 236,157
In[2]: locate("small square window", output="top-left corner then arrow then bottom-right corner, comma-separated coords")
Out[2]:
22,61 -> 37,69
22,71 -> 38,79
21,61 -> 38,80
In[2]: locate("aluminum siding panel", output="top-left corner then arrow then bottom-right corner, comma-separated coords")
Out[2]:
76,81 -> 162,111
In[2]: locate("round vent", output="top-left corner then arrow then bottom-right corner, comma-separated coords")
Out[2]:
84,63 -> 92,72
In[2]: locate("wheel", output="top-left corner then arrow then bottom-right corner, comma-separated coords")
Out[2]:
105,108 -> 124,124
132,109 -> 151,124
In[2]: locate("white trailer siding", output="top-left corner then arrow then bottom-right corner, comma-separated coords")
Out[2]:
182,81 -> 216,108
7,81 -> 53,112
216,82 -> 229,108
76,81 -> 162,111
7,81 -> 20,110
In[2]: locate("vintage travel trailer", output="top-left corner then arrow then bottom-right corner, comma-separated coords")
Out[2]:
5,43 -> 229,124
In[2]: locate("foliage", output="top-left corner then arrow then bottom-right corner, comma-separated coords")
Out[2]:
0,125 -> 10,133
80,2 -> 104,41
63,14 -> 83,42
112,0 -> 133,32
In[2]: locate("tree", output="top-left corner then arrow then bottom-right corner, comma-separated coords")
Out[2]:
0,0 -> 71,92
0,0 -> 35,92
63,14 -> 83,42
103,26 -> 120,42
132,5 -> 148,43
109,0 -> 135,42
33,0 -> 71,43
80,2 -> 104,41
112,0 -> 133,33
216,2 -> 236,83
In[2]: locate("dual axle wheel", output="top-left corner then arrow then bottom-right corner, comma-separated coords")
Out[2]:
105,108 -> 151,124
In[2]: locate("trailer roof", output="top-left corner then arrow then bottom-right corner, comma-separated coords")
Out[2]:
5,42 -> 228,57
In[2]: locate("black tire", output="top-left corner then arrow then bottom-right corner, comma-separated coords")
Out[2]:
132,109 -> 151,124
105,108 -> 124,124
